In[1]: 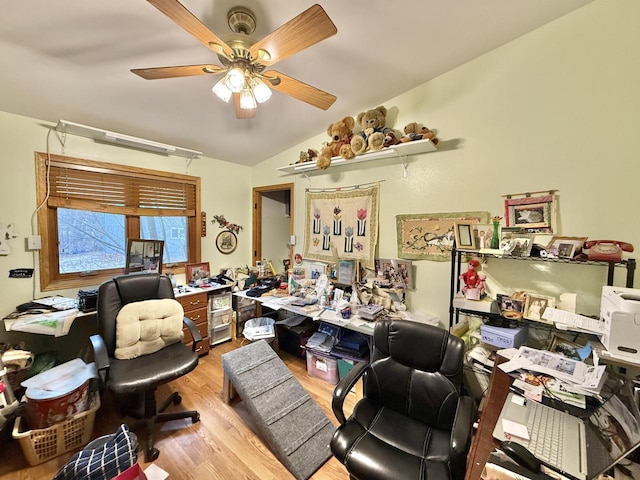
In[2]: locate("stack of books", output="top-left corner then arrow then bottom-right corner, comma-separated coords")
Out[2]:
358,304 -> 385,321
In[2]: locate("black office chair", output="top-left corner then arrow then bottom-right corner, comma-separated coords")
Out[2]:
89,273 -> 202,461
330,319 -> 476,480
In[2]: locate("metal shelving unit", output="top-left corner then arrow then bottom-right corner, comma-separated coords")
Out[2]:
449,245 -> 636,329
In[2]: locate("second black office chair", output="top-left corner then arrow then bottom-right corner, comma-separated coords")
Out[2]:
330,319 -> 476,480
90,273 -> 202,461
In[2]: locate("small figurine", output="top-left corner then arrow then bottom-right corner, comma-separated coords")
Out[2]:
460,259 -> 486,299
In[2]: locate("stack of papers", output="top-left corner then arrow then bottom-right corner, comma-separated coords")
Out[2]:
305,332 -> 336,353
499,346 -> 607,405
542,307 -> 605,334
243,324 -> 274,341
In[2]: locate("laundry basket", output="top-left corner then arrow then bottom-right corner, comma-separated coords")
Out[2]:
242,317 -> 276,344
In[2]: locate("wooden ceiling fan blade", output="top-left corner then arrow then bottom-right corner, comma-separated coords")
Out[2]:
131,64 -> 225,80
147,0 -> 233,58
267,71 -> 336,110
233,93 -> 256,119
249,4 -> 337,66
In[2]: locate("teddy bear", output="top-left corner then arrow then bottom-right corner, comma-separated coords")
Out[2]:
295,148 -> 319,164
399,122 -> 438,144
316,117 -> 356,169
350,106 -> 396,155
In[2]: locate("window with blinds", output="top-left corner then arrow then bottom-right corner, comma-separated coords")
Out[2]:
35,152 -> 201,291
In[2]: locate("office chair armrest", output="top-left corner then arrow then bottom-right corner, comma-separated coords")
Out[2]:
332,360 -> 369,425
182,316 -> 203,352
89,334 -> 110,384
450,395 -> 477,458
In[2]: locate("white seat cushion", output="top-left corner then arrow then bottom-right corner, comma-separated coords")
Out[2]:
115,299 -> 184,360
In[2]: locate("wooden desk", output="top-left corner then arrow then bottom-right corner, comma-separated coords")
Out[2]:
465,356 -> 513,480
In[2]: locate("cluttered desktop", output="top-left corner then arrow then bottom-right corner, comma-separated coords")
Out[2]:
467,286 -> 640,480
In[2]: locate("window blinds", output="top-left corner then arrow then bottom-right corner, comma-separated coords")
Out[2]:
45,157 -> 197,217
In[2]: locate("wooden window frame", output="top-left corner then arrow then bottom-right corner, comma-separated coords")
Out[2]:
35,152 -> 201,291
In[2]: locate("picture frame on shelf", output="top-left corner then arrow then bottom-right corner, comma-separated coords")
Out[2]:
454,221 -> 478,250
497,292 -> 526,320
125,239 -> 164,274
499,230 -> 534,257
472,223 -> 494,250
547,236 -> 588,259
523,293 -> 555,323
186,262 -> 210,283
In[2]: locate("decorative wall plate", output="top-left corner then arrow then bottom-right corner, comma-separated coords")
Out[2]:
216,231 -> 237,254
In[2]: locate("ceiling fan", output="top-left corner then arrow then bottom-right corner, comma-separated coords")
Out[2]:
132,0 -> 338,119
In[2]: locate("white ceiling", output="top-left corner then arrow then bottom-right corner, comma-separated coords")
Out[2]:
1,0 -> 593,166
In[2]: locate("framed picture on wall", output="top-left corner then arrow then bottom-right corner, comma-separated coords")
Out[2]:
125,239 -> 164,274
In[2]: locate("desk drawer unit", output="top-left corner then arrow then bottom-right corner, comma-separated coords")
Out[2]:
178,292 -> 210,356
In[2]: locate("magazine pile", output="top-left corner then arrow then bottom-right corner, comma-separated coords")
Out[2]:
499,345 -> 607,408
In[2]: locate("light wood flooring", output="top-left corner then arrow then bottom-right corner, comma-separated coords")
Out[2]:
0,339 -> 355,480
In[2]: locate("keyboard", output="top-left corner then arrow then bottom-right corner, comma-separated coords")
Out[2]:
525,402 -> 565,467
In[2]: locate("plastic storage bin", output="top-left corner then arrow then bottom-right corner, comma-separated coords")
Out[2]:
12,393 -> 100,466
306,350 -> 339,385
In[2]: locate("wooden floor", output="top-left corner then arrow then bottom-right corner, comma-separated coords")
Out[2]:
0,339 -> 355,480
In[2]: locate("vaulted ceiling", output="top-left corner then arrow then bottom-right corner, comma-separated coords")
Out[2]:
0,0 -> 592,165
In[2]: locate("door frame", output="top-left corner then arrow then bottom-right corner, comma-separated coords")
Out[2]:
252,183 -> 294,267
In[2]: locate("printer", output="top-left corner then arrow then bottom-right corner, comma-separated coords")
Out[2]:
600,286 -> 640,361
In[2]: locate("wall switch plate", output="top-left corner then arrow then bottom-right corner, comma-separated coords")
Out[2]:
27,235 -> 41,250
290,235 -> 296,246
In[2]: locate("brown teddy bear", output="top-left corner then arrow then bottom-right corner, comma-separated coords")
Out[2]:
317,117 -> 356,169
399,122 -> 438,144
295,148 -> 319,164
350,105 -> 394,155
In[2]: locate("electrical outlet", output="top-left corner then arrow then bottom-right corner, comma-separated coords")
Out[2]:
27,235 -> 41,250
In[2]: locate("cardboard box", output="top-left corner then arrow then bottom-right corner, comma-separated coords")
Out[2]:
480,324 -> 527,349
114,464 -> 147,480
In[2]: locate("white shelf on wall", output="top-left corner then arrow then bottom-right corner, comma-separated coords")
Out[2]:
276,138 -> 438,174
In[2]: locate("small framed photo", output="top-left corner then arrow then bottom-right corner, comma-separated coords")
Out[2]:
548,334 -> 583,360
472,223 -> 495,250
125,239 -> 164,274
375,258 -> 414,289
546,236 -> 588,259
310,262 -> 327,280
186,262 -> 210,283
524,293 -> 555,323
499,230 -> 534,257
497,293 -> 526,320
454,221 -> 478,250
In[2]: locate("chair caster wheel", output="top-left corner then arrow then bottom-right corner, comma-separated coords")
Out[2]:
146,447 -> 160,461
192,412 -> 200,423
174,394 -> 182,405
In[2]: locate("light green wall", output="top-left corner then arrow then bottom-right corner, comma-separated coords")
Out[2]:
1,0 -> 638,330
0,112 -> 252,317
251,0 -> 640,324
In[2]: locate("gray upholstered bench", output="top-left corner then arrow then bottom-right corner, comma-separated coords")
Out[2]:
221,340 -> 334,480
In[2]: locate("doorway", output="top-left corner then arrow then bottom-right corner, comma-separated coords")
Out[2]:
252,183 -> 294,274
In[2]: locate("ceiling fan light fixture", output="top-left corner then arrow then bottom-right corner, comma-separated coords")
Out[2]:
224,67 -> 245,93
250,77 -> 272,103
239,88 -> 257,109
212,78 -> 232,102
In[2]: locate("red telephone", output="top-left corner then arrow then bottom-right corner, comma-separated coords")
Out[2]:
583,240 -> 634,262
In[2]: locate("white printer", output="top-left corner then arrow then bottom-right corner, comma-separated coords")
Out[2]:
600,286 -> 640,361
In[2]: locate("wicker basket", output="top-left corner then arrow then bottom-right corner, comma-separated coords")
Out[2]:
12,393 -> 100,466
